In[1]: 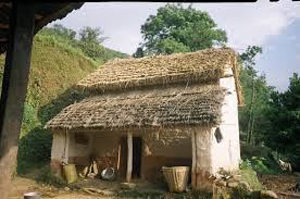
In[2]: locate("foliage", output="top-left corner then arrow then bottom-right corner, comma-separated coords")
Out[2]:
264,73 -> 300,168
239,46 -> 299,170
240,143 -> 282,175
40,24 -> 128,62
239,160 -> 262,190
79,26 -> 107,44
238,46 -> 274,145
135,4 -> 227,56
43,24 -> 76,40
35,165 -> 67,187
17,127 -> 52,174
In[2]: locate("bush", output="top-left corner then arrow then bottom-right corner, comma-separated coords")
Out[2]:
36,165 -> 67,187
239,160 -> 262,191
18,126 -> 52,174
241,143 -> 282,175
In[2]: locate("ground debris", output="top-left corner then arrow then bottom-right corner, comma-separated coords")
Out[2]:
82,187 -> 114,196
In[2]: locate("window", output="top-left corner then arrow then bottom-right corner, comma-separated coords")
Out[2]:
214,127 -> 223,143
74,132 -> 89,145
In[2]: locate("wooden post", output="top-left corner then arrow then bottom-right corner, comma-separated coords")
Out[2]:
126,132 -> 133,182
63,130 -> 70,164
0,2 -> 35,198
191,131 -> 196,188
117,143 -> 121,171
192,127 -> 214,191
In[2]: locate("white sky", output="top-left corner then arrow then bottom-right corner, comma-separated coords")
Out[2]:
50,0 -> 300,90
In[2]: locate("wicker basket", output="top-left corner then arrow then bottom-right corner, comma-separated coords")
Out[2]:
162,166 -> 190,192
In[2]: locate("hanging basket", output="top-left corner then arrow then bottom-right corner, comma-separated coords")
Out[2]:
162,166 -> 190,192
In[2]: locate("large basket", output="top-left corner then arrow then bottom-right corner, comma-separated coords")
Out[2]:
162,166 -> 190,192
63,164 -> 78,184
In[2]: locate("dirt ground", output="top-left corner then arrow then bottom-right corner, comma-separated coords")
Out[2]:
259,174 -> 300,198
8,174 -> 300,199
8,177 -> 117,199
8,177 -> 168,199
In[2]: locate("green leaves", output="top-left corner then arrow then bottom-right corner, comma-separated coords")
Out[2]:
137,4 -> 227,56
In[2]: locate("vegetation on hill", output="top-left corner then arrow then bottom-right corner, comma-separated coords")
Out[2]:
0,24 -> 128,174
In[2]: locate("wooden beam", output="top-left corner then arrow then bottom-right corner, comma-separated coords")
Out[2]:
126,132 -> 133,182
0,2 -> 35,199
35,3 -> 83,32
35,14 -> 43,20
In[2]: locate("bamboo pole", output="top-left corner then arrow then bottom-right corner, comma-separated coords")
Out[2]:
126,132 -> 133,182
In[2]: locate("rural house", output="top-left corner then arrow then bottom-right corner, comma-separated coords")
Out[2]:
46,48 -> 242,190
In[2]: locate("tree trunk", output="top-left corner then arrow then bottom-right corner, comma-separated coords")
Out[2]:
247,74 -> 255,144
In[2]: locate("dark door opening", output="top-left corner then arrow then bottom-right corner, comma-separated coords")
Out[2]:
119,136 -> 142,179
119,136 -> 127,178
132,137 -> 142,178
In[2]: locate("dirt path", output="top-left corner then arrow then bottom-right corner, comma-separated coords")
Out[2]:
8,177 -> 117,199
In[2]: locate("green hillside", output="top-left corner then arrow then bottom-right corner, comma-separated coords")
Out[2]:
0,31 -> 127,174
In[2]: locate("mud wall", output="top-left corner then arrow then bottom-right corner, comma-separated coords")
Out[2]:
68,132 -> 93,165
141,129 -> 192,182
91,133 -> 120,171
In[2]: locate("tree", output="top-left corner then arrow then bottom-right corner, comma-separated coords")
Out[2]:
264,73 -> 300,168
79,26 -> 107,44
44,24 -> 76,40
135,4 -> 227,56
238,46 -> 273,145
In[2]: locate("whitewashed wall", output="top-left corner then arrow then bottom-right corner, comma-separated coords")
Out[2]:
51,130 -> 69,163
211,68 -> 240,173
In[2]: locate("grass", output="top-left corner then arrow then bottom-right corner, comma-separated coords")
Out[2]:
0,30 -> 127,175
239,160 -> 262,191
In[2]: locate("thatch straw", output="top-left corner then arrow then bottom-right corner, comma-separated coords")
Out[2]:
46,84 -> 226,130
76,48 -> 242,104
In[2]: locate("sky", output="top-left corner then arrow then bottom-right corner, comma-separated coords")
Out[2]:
50,0 -> 300,91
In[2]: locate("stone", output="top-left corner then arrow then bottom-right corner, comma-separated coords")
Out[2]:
260,190 -> 278,199
227,182 -> 239,188
239,181 -> 252,192
214,179 -> 227,187
64,187 -> 70,191
100,190 -> 114,196
120,182 -> 136,189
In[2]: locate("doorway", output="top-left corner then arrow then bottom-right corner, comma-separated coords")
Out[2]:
119,136 -> 142,179
132,137 -> 142,178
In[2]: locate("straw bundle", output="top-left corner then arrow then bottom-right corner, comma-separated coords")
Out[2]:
76,48 -> 241,104
46,84 -> 226,130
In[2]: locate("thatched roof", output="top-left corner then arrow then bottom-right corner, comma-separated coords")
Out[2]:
77,47 -> 242,104
46,85 -> 226,130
